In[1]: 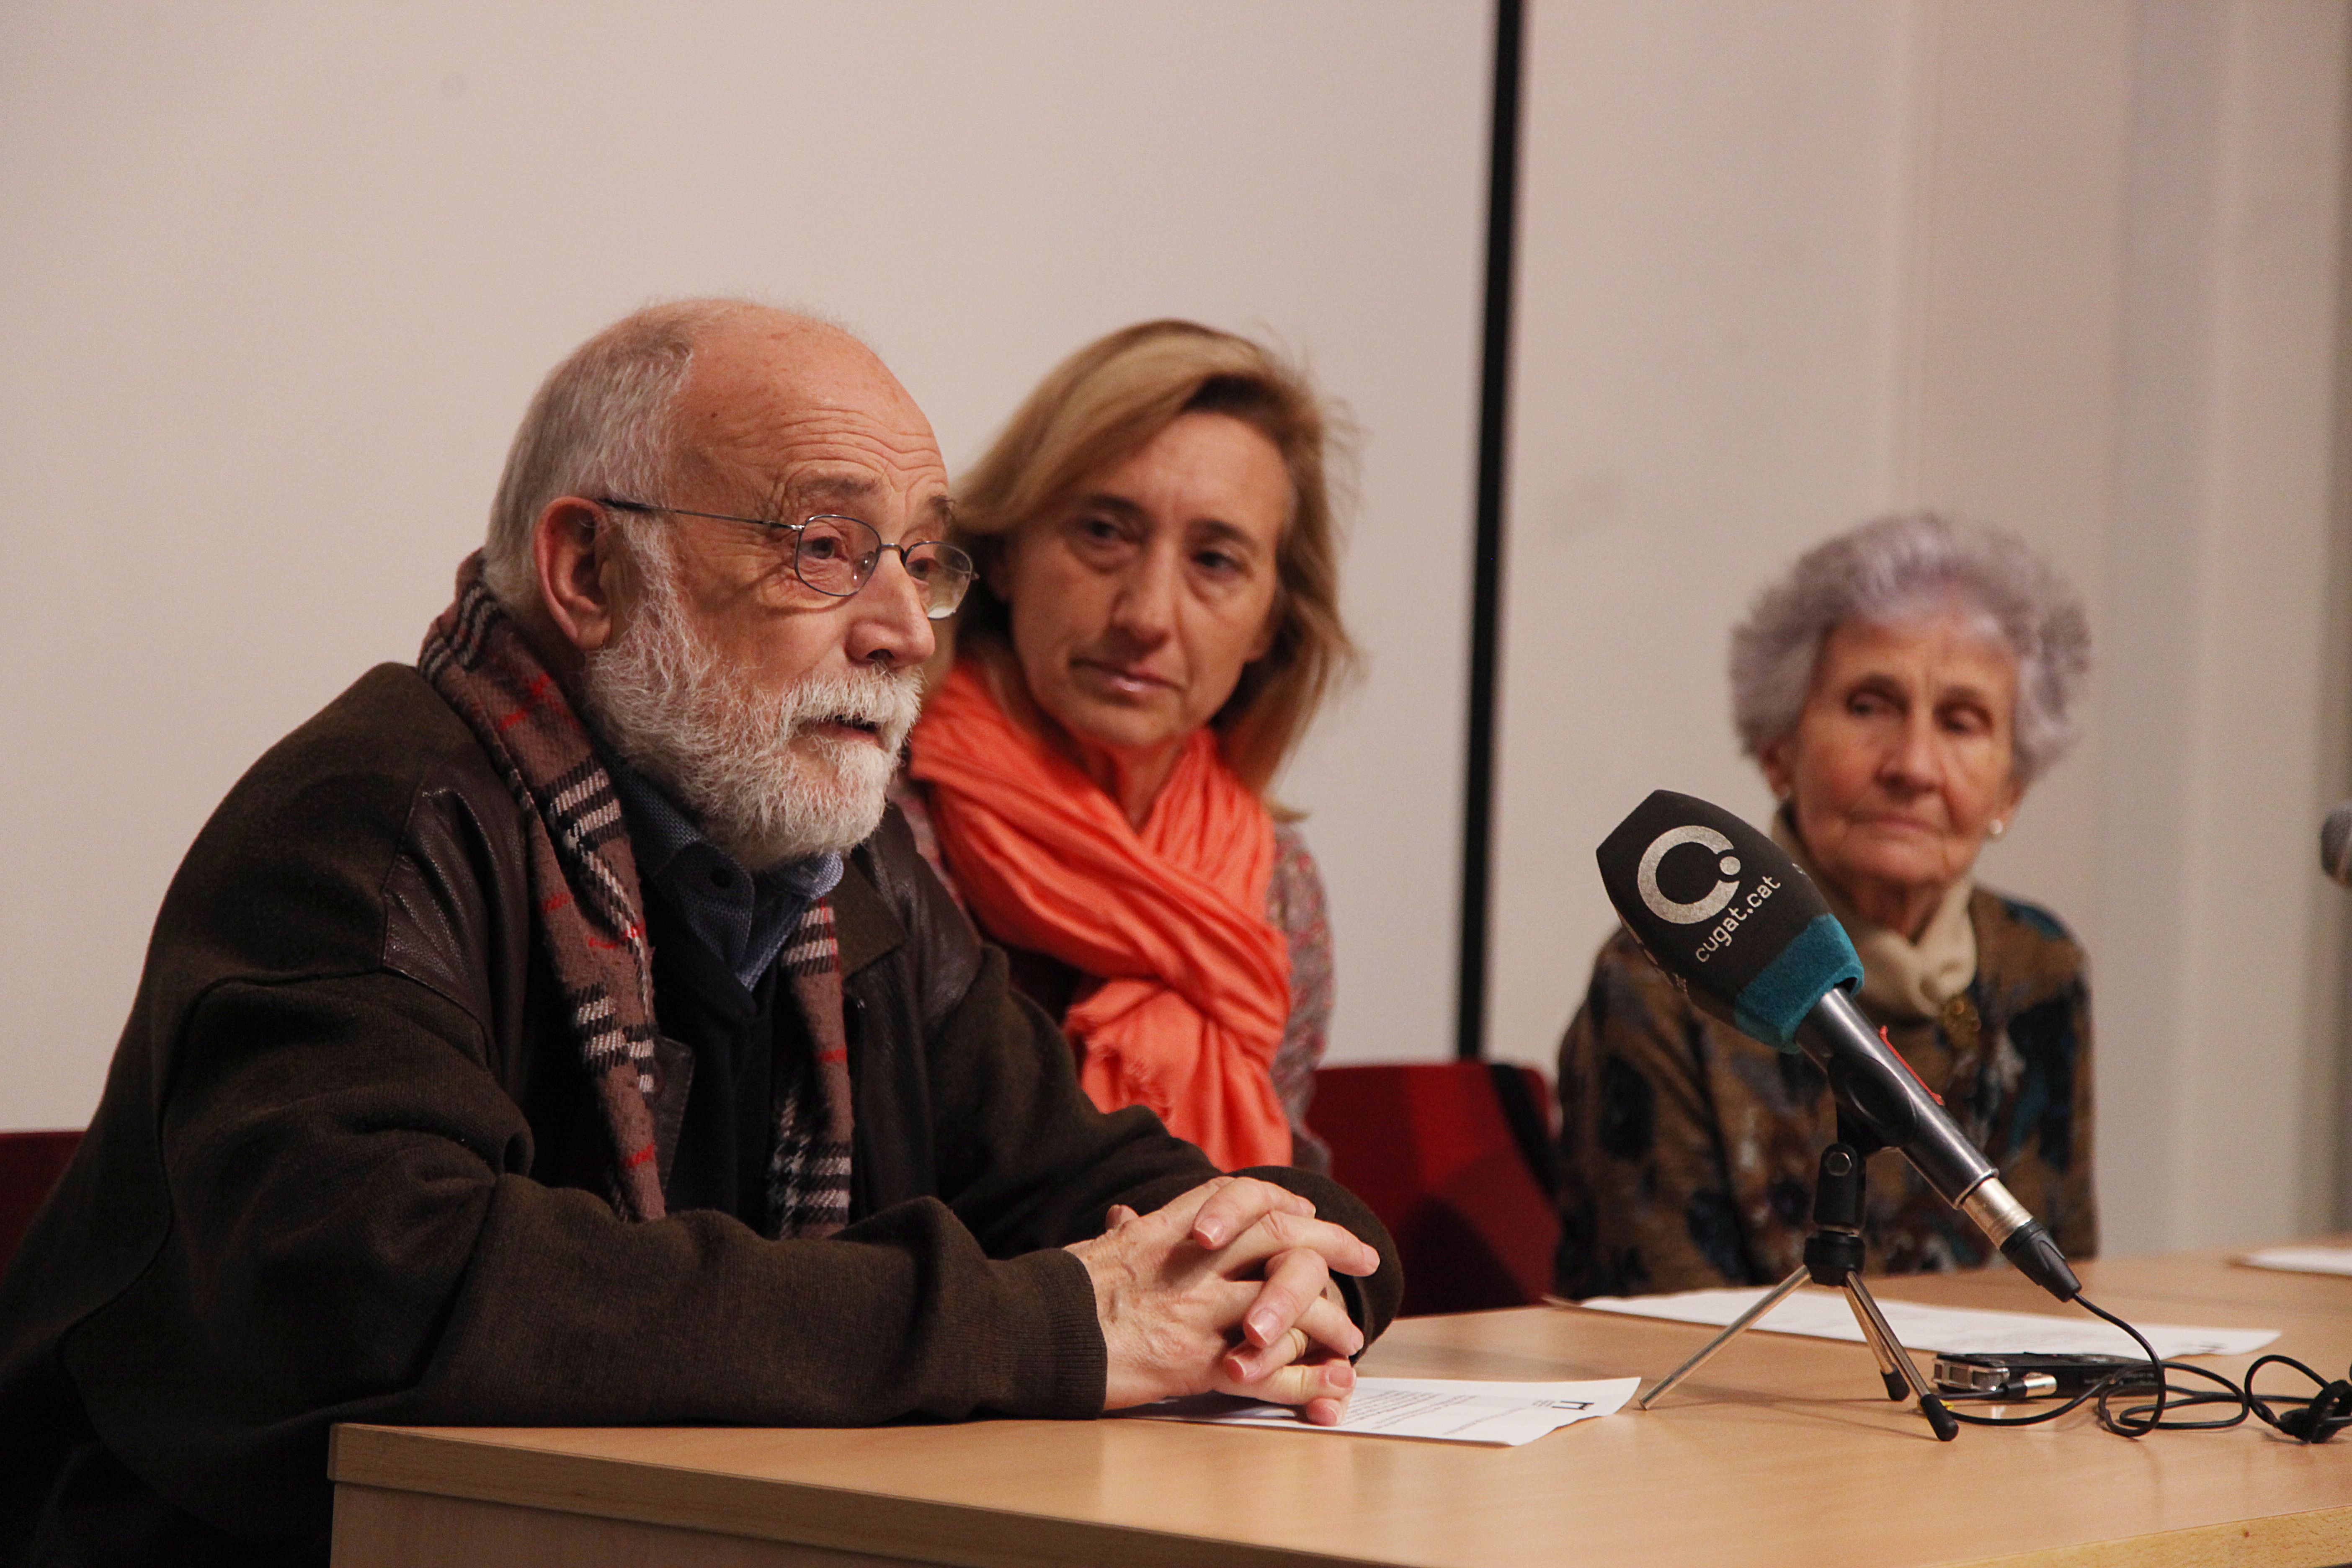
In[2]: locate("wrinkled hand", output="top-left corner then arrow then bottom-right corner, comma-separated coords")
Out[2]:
1066,1176 -> 1382,1426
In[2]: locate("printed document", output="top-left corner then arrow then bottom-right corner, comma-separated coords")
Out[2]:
1130,1376 -> 1640,1446
2241,1245 -> 2352,1277
1576,1287 -> 2275,1359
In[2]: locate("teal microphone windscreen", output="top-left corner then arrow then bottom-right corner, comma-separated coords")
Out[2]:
1594,789 -> 1862,1049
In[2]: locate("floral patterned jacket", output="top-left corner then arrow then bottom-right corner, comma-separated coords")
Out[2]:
1554,890 -> 2097,1297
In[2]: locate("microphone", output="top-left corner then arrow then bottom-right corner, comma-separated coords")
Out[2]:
2322,802 -> 2352,886
1595,790 -> 2081,1302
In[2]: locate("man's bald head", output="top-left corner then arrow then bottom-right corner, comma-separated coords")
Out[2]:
495,301 -> 947,868
482,299 -> 882,614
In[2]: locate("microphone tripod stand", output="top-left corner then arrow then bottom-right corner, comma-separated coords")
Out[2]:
1635,1134 -> 1960,1441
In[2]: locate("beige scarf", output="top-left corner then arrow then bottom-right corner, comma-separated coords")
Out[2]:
1772,812 -> 1975,1021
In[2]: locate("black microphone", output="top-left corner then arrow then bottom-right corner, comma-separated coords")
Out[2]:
1595,790 -> 2081,1302
2321,802 -> 2352,886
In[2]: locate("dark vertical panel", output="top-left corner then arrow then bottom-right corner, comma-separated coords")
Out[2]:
1456,0 -> 1526,1061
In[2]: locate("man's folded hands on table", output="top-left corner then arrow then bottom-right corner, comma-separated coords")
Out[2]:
1068,1175 -> 1381,1427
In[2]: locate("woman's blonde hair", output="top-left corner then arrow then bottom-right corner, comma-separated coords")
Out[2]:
948,320 -> 1358,797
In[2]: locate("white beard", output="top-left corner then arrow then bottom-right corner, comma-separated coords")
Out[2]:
579,573 -> 923,871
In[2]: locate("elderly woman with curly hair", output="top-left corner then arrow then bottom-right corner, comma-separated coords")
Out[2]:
1554,513 -> 2097,1297
897,321 -> 1355,1173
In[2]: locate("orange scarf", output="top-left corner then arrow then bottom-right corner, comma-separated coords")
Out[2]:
906,659 -> 1293,1169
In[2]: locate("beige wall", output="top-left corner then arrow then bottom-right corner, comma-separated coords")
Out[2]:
0,2 -> 1491,1127
1490,0 -> 2352,1251
7,2 -> 2349,1256
2096,0 -> 2352,1247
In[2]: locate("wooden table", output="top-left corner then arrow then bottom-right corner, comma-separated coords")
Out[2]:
330,1242 -> 2352,1568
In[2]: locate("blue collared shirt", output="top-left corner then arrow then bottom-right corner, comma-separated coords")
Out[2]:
604,758 -> 843,992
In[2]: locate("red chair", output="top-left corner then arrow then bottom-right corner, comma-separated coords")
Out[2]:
1309,1063 -> 1562,1317
0,1130 -> 84,1272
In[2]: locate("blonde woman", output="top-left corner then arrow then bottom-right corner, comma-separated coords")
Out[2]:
899,321 -> 1355,1171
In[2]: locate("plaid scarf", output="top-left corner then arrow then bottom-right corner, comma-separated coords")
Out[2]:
419,552 -> 853,1237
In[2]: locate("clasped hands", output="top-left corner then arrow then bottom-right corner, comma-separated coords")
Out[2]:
1066,1176 -> 1381,1426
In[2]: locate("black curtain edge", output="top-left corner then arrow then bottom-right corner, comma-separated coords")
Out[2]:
1455,0 -> 1526,1062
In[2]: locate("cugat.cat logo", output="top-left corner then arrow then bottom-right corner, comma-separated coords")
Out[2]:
1635,825 -> 1741,925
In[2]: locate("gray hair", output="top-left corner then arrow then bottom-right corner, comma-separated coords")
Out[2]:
1729,512 -> 2091,786
481,298 -> 779,612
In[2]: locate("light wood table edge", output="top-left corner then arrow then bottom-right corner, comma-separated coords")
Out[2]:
1946,1504 -> 2352,1568
330,1424 -> 1387,1568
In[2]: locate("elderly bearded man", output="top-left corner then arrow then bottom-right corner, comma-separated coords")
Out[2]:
0,301 -> 1400,1565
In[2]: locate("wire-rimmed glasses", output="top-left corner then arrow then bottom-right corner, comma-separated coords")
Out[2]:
595,497 -> 975,620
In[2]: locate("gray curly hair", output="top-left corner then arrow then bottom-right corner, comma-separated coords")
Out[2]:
1729,513 -> 2091,787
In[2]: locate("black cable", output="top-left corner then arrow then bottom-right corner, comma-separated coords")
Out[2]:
2097,1361 -> 2251,1434
1941,1362 -> 2239,1428
2245,1354 -> 2352,1444
1933,1291 -> 2352,1441
2077,1293 -> 2167,1434
1943,1380 -> 2125,1428
1945,1357 -> 2247,1433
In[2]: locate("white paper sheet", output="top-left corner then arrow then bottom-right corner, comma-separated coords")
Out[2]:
1129,1376 -> 1640,1446
2241,1245 -> 2352,1277
1577,1287 -> 2276,1359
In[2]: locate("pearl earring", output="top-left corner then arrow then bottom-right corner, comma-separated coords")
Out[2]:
1987,819 -> 2006,839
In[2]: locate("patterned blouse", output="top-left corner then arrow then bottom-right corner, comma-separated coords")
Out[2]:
1553,890 -> 2097,1297
890,778 -> 1336,1171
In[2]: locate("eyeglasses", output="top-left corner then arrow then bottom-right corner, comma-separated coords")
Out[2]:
594,498 -> 975,621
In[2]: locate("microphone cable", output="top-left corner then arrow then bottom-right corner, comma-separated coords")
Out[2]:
1938,1291 -> 2352,1442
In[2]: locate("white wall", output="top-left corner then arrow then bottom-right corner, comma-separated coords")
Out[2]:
2095,0 -> 2352,1246
0,2 -> 1492,1127
9,2 -> 2350,1255
1489,0 -> 2352,1250
1489,0 -> 1925,1057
